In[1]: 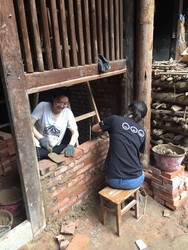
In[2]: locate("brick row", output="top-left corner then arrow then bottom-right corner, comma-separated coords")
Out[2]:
150,165 -> 188,210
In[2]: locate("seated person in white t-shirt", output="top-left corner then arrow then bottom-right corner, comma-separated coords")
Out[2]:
31,88 -> 79,160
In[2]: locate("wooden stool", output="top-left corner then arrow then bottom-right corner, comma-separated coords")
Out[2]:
99,186 -> 140,236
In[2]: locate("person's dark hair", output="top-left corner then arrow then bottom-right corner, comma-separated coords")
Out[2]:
127,100 -> 147,122
51,87 -> 71,101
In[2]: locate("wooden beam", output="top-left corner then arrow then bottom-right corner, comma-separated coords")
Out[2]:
135,0 -> 155,165
25,60 -> 127,93
0,0 -> 45,235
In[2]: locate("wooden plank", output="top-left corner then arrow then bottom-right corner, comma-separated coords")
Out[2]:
96,0 -> 103,55
28,0 -> 44,71
109,0 -> 115,60
75,111 -> 96,122
50,0 -> 63,68
90,0 -> 98,63
86,82 -> 100,122
40,0 -> 54,70
27,67 -> 126,94
17,0 -> 34,73
119,0 -> 124,59
0,0 -> 45,234
123,0 -> 135,107
115,0 -> 120,59
103,0 -> 109,59
83,0 -> 92,64
25,59 -> 127,92
59,0 -> 70,67
76,0 -> 85,65
67,0 -> 78,66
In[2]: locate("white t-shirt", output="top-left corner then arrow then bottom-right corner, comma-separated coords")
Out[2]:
32,102 -> 77,147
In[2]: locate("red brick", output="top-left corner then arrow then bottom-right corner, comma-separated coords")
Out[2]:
0,131 -> 12,140
152,187 -> 179,199
7,146 -> 15,155
165,196 -> 187,210
66,233 -> 89,250
161,165 -> 185,179
68,173 -> 85,187
77,140 -> 99,153
150,166 -> 161,177
0,141 -> 6,149
153,189 -> 180,205
154,195 -> 165,205
152,176 -> 163,185
51,197 -> 69,212
39,159 -> 57,175
151,181 -> 179,195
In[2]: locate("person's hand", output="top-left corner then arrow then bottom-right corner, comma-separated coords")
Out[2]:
63,144 -> 75,157
39,137 -> 51,152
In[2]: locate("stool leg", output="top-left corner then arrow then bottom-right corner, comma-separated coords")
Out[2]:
116,204 -> 122,237
99,196 -> 106,225
134,190 -> 139,219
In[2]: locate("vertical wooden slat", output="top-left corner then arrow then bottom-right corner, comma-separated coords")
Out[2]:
17,0 -> 34,73
50,0 -> 63,68
119,0 -> 124,59
40,0 -> 54,70
115,0 -> 120,59
83,0 -> 92,64
59,0 -> 70,67
96,0 -> 103,55
0,0 -> 45,234
67,0 -> 78,66
103,0 -> 110,59
90,0 -> 98,63
76,0 -> 85,65
29,0 -> 44,71
109,0 -> 115,60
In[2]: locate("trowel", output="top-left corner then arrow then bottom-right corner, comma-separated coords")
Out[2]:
47,146 -> 66,163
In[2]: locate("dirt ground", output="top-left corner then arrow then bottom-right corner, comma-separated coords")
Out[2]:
20,178 -> 188,250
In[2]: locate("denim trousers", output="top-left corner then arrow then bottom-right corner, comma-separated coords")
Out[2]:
105,171 -> 145,190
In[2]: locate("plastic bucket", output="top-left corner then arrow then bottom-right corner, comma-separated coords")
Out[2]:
0,187 -> 24,216
152,144 -> 185,172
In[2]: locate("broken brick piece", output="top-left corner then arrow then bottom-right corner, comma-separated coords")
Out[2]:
61,221 -> 76,235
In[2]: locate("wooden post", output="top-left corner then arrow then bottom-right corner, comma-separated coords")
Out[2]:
135,0 -> 155,165
123,0 -> 135,112
0,0 -> 45,235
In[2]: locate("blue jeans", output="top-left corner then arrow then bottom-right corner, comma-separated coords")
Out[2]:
105,171 -> 145,190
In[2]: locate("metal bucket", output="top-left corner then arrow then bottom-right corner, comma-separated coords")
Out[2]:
152,144 -> 186,172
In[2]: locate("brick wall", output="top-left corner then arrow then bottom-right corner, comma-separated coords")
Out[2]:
0,131 -> 17,176
39,135 -> 109,222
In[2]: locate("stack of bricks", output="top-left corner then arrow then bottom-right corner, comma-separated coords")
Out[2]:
0,131 -> 17,176
150,165 -> 188,210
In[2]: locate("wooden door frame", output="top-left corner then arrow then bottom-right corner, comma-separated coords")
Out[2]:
0,0 -> 45,246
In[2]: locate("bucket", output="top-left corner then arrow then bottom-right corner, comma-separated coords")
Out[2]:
0,187 -> 24,216
152,144 -> 186,172
0,210 -> 13,237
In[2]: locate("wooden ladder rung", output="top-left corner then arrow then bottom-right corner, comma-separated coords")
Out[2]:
75,111 -> 97,122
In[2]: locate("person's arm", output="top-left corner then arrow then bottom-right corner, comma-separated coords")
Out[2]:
91,123 -> 102,133
69,129 -> 79,146
31,117 -> 43,140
